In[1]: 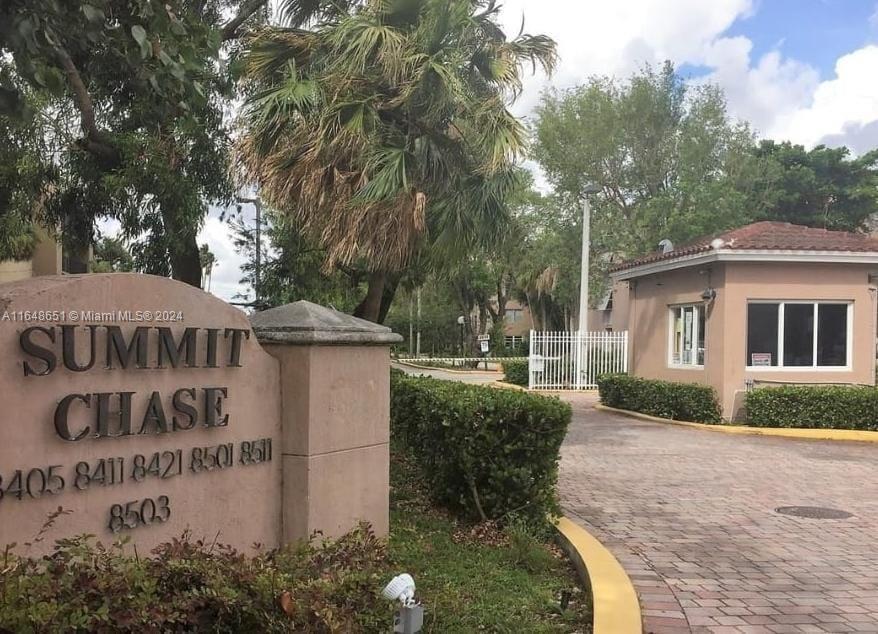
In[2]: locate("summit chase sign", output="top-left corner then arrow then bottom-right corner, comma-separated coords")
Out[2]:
0,274 -> 281,553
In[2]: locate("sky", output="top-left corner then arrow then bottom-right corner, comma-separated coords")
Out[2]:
200,0 -> 878,303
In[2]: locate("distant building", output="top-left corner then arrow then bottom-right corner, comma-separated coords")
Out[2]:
500,299 -> 532,348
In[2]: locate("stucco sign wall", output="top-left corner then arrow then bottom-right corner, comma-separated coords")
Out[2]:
0,274 -> 282,554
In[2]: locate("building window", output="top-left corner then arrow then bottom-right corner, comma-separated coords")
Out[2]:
669,304 -> 705,367
507,309 -> 522,323
746,302 -> 851,369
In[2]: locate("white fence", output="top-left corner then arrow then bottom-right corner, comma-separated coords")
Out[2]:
528,330 -> 628,390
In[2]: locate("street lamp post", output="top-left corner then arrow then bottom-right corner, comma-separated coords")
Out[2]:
457,315 -> 465,360
578,184 -> 601,333
576,184 -> 601,388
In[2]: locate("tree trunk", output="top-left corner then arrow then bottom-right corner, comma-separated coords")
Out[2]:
477,301 -> 489,335
377,274 -> 399,324
63,216 -> 92,273
65,243 -> 90,274
525,292 -> 542,330
496,275 -> 508,321
160,204 -> 202,288
354,271 -> 386,322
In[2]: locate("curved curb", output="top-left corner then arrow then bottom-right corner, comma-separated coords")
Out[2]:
488,381 -> 575,396
394,360 -> 501,374
555,516 -> 642,634
488,380 -> 527,391
595,403 -> 878,443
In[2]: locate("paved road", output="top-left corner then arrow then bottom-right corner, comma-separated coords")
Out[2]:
559,394 -> 878,634
391,361 -> 500,385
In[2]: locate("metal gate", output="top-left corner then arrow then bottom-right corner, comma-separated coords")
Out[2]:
528,330 -> 628,390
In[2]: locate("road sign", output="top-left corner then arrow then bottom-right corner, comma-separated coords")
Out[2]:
479,340 -> 490,353
477,334 -> 490,341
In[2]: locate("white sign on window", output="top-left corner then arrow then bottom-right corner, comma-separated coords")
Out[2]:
751,353 -> 772,366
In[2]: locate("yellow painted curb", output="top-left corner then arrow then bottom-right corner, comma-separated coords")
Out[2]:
488,380 -> 527,391
488,381 -> 572,396
555,516 -> 642,634
595,404 -> 878,443
395,360 -> 501,374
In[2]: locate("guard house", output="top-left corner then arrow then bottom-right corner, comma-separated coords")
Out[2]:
611,222 -> 878,420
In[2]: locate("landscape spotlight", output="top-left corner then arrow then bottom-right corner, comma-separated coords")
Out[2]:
382,574 -> 423,634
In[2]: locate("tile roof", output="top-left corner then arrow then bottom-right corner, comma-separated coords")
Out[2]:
611,221 -> 878,273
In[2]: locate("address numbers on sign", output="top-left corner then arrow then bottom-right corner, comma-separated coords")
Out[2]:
109,496 -> 172,533
0,438 -> 273,532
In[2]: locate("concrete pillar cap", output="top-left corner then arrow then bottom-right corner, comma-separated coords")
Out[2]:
251,300 -> 403,345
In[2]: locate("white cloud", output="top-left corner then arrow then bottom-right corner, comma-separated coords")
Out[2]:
497,0 -> 878,153
772,45 -> 878,148
498,0 -> 755,117
698,37 -> 820,137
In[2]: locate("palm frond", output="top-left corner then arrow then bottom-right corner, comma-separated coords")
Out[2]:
235,0 -> 556,272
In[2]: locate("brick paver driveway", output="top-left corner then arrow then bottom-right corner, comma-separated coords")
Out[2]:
559,394 -> 878,634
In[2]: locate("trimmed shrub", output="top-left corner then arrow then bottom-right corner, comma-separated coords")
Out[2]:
0,524 -> 391,632
746,385 -> 878,430
596,374 -> 722,423
390,373 -> 571,524
502,359 -> 529,386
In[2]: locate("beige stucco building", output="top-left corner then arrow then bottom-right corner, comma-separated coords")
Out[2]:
611,222 -> 878,420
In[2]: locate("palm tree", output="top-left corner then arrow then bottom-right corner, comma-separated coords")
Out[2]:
237,0 -> 555,321
199,243 -> 217,291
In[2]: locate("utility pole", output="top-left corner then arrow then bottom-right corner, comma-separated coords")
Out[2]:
578,184 -> 601,333
255,198 -> 261,306
409,293 -> 414,356
416,287 -> 422,357
576,184 -> 601,388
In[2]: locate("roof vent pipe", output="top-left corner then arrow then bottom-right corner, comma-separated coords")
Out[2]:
658,239 -> 674,254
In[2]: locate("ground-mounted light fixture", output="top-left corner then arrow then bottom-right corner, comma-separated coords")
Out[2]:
382,573 -> 423,633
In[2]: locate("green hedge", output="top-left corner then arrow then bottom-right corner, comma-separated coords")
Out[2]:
390,373 -> 571,524
0,524 -> 390,632
746,385 -> 878,430
596,374 -> 722,423
502,359 -> 528,386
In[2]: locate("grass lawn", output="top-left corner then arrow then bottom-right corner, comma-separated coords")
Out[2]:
388,449 -> 592,633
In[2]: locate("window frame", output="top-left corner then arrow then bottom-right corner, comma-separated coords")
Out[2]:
667,303 -> 706,370
745,300 -> 853,371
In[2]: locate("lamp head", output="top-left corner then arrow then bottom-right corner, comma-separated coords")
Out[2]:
382,573 -> 417,606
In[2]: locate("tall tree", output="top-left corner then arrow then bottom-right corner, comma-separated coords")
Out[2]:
238,0 -> 555,321
533,62 -> 761,261
750,141 -> 878,232
0,0 -> 272,285
512,193 -> 586,330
